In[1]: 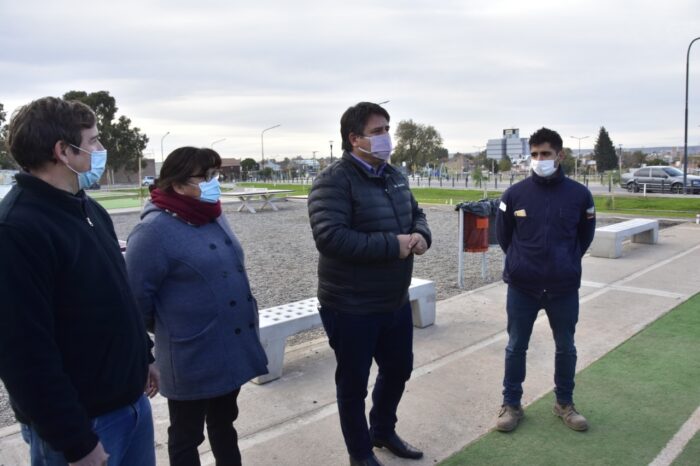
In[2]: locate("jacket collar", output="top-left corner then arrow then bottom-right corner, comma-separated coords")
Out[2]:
14,172 -> 87,209
342,151 -> 393,179
531,165 -> 565,185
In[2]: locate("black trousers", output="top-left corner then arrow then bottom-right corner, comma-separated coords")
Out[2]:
167,389 -> 241,466
320,302 -> 414,460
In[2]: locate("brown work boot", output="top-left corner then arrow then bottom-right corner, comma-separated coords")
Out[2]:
553,402 -> 589,431
496,404 -> 524,432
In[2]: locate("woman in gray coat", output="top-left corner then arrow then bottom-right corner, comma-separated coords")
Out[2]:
125,147 -> 268,466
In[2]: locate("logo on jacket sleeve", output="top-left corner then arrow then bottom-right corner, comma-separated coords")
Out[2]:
586,206 -> 596,219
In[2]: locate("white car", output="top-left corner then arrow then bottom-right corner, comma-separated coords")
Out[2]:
142,176 -> 155,186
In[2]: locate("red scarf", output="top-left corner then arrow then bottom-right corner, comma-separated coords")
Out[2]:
150,188 -> 221,226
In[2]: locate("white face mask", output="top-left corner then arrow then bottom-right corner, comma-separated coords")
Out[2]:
531,159 -> 557,177
358,133 -> 392,161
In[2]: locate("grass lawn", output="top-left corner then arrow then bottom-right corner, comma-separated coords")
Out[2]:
237,182 -> 700,219
441,293 -> 700,466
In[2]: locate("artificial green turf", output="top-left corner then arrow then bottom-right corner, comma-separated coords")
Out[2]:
441,293 -> 700,466
94,197 -> 143,209
671,430 -> 700,465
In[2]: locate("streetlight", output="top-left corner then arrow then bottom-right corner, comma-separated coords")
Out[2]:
160,131 -> 170,162
210,138 -> 226,149
329,140 -> 334,163
261,124 -> 281,170
570,135 -> 589,178
683,37 -> 700,194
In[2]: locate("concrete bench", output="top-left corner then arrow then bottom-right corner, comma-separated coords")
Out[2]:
253,278 -> 437,384
589,218 -> 659,259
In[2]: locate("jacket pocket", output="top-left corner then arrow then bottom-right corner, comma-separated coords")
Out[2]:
170,317 -> 225,393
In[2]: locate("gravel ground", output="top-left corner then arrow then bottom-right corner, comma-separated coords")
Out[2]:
3,198 -> 663,428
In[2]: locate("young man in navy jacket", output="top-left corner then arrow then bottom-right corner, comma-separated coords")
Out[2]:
495,127 -> 596,433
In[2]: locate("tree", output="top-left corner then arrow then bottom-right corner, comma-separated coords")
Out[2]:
593,126 -> 618,172
0,102 -> 16,169
498,154 -> 512,173
623,150 -> 646,169
240,158 -> 258,178
63,91 -> 148,179
391,119 -> 446,173
560,147 -> 575,175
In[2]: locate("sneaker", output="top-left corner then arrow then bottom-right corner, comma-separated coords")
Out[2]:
496,404 -> 524,432
553,402 -> 589,431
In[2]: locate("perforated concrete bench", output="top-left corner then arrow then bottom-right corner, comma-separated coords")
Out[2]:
589,218 -> 659,259
253,278 -> 436,384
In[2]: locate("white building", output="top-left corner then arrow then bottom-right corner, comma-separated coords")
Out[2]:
486,128 -> 529,160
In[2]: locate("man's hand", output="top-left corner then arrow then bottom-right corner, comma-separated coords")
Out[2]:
397,234 -> 413,259
408,233 -> 428,255
69,442 -> 108,466
144,363 -> 160,398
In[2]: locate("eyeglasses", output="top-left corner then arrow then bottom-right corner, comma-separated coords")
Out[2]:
190,169 -> 220,182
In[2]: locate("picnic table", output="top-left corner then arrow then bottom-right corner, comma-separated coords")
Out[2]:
221,189 -> 294,213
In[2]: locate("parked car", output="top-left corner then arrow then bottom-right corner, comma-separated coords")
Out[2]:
142,176 -> 155,186
620,166 -> 700,194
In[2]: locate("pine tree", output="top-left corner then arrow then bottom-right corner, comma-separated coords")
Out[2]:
593,126 -> 618,172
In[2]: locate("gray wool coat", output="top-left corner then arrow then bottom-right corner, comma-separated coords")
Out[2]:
125,202 -> 268,400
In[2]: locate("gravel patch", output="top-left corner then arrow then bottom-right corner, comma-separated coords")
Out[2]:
2,198 -> 680,428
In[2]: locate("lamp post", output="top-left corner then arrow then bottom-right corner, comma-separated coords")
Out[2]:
210,138 -> 226,149
619,144 -> 623,175
570,135 -> 589,178
329,140 -> 334,163
160,131 -> 170,162
683,37 -> 700,194
261,124 -> 281,170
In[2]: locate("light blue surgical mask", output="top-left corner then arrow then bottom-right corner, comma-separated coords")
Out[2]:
189,177 -> 222,203
67,144 -> 107,189
530,159 -> 557,177
358,133 -> 392,161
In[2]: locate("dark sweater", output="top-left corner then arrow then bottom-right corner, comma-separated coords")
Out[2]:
496,167 -> 596,296
0,174 -> 151,462
308,152 -> 431,314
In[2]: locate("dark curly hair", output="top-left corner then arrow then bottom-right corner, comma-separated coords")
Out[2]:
528,127 -> 563,153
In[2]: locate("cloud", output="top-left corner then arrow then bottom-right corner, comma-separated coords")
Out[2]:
1,0 -> 699,156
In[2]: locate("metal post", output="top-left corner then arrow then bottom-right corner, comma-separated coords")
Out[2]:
457,209 -> 464,288
684,37 -> 700,194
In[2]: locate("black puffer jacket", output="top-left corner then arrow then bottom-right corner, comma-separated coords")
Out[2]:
308,152 -> 431,314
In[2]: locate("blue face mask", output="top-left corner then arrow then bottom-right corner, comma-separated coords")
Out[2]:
192,177 -> 222,203
67,144 -> 107,189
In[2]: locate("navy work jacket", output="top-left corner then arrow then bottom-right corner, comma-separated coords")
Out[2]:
496,167 -> 596,296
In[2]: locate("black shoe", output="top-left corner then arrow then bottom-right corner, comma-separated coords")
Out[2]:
371,432 -> 423,459
349,453 -> 383,466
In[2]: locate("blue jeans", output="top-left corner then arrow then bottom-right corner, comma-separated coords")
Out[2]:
21,394 -> 155,466
320,302 -> 414,461
502,286 -> 579,406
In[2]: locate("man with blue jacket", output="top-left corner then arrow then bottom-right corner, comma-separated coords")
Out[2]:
495,127 -> 596,433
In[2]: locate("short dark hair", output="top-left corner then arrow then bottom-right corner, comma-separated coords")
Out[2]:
529,127 -> 563,153
340,102 -> 390,152
156,147 -> 222,191
7,97 -> 96,170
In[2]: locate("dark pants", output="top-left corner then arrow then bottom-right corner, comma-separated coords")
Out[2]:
502,286 -> 579,406
320,302 -> 414,461
167,389 -> 241,466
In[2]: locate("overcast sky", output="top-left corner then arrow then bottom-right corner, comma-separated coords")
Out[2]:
2,0 -> 699,160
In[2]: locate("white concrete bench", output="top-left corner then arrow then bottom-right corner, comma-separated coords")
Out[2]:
253,278 -> 437,384
589,218 -> 659,259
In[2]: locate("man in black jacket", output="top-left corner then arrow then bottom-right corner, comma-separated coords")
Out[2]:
308,102 -> 431,466
0,97 -> 157,466
495,127 -> 596,433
